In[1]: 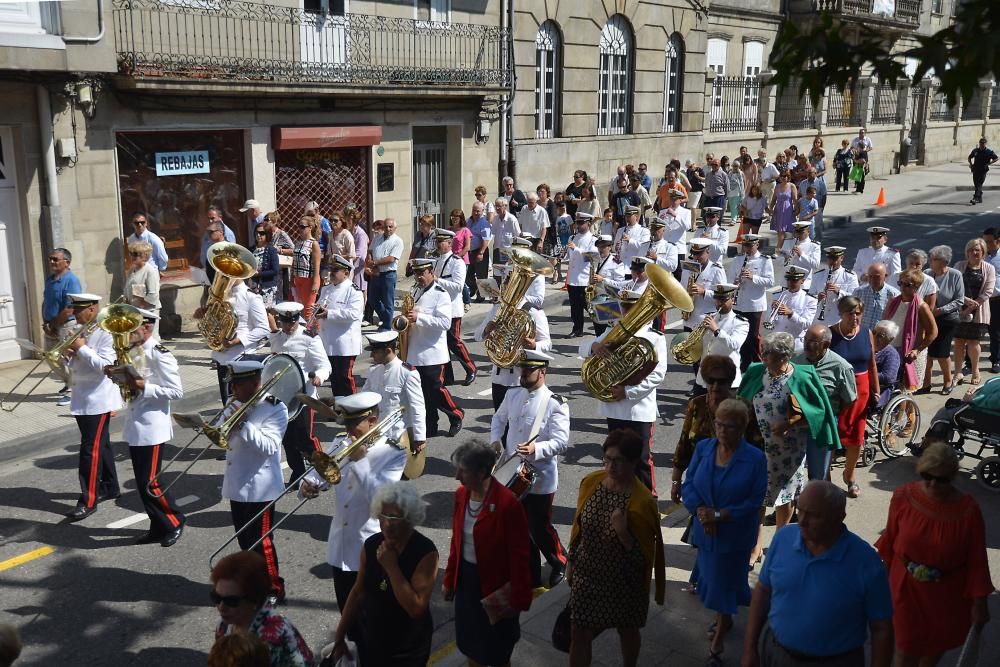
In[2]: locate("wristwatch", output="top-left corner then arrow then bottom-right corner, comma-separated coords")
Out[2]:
713,510 -> 722,521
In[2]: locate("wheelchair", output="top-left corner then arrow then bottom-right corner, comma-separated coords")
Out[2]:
859,385 -> 921,467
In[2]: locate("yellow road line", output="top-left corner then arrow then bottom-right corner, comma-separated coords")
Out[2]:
427,640 -> 457,665
0,546 -> 55,573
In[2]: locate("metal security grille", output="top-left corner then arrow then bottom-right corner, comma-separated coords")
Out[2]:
826,81 -> 862,127
274,148 -> 370,237
773,79 -> 816,131
928,87 -> 956,122
871,81 -> 901,124
413,144 -> 446,232
991,84 -> 1000,119
709,76 -> 762,133
961,87 -> 985,121
534,21 -> 560,139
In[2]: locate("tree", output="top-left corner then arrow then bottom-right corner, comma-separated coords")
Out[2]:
768,1 -> 1000,107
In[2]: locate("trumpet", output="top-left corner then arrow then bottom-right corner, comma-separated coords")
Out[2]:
680,260 -> 702,321
209,406 -> 406,569
784,239 -> 800,267
763,290 -> 786,330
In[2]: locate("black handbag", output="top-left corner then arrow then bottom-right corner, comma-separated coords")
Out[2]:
552,604 -> 572,653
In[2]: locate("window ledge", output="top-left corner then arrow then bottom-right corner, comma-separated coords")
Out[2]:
0,33 -> 65,50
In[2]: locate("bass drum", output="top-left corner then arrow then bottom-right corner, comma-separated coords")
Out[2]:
261,353 -> 307,420
494,455 -> 537,500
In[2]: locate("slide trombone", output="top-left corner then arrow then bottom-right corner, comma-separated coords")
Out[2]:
208,406 -> 406,569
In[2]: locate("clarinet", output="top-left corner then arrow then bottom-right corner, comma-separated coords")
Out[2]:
733,254 -> 749,304
817,261 -> 835,321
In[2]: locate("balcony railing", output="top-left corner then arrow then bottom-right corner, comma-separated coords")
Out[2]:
813,0 -> 921,26
112,0 -> 511,89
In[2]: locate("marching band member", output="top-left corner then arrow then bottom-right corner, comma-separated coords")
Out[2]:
512,234 -> 546,310
658,188 -> 691,280
578,288 -> 668,495
116,309 -> 185,546
269,301 -> 331,486
221,360 -> 289,602
299,392 -> 407,650
681,239 -> 728,329
698,207 -> 728,263
209,279 -> 269,403
433,228 -> 477,386
566,213 -> 597,338
727,234 -> 774,369
317,254 -> 363,396
590,234 -> 627,337
361,331 -> 427,455
779,220 -> 822,290
64,293 -> 122,521
490,350 -> 570,589
648,219 -> 679,333
614,204 -> 650,267
770,266 -> 818,352
852,226 -> 900,284
811,246 -> 859,324
694,284 -> 749,392
626,256 -> 652,296
405,258 -> 464,437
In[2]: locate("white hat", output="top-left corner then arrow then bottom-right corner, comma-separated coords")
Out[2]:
68,293 -> 102,306
624,204 -> 641,215
330,254 -> 352,271
512,236 -> 534,248
228,360 -> 264,381
335,391 -> 382,420
366,331 -> 399,348
409,257 -> 435,271
136,308 -> 159,322
239,199 -> 262,212
867,226 -> 889,235
434,228 -> 456,240
631,256 -> 654,266
703,207 -> 723,216
825,245 -> 847,256
712,283 -> 739,299
575,212 -> 594,221
792,220 -> 812,228
273,302 -> 304,320
689,239 -> 713,252
519,350 -> 554,368
740,234 -> 762,244
595,234 -> 614,245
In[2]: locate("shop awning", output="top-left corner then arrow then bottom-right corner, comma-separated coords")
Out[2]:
272,126 -> 383,151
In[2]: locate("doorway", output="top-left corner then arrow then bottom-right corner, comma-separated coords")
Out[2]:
412,126 -> 448,235
0,126 -> 29,362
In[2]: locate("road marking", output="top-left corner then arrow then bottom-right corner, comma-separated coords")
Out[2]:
0,546 -> 55,572
477,388 -> 492,396
427,641 -> 457,665
955,218 -> 971,225
177,495 -> 198,507
926,228 -> 949,235
105,495 -> 200,529
978,211 -> 992,216
895,239 -> 915,247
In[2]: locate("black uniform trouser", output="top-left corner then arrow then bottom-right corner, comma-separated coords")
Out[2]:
607,418 -> 656,497
416,364 -> 463,435
216,365 -> 230,404
468,252 -> 489,299
230,500 -> 283,595
75,413 -> 119,508
445,318 -> 476,384
594,322 -> 609,337
282,407 -> 320,487
736,309 -> 764,371
328,355 -> 357,397
492,381 -> 513,412
672,253 -> 686,283
989,299 -> 1000,364
130,444 -> 185,535
568,285 -> 588,333
522,492 -> 567,587
973,169 -> 987,201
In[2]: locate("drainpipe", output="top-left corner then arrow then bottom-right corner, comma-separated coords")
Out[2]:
497,0 -> 508,189
63,0 -> 106,44
37,86 -> 64,248
506,0 -> 516,182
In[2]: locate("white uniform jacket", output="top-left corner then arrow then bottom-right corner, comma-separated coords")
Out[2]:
594,254 -> 626,292
615,223 -> 651,267
211,283 -> 270,365
221,396 -> 289,503
70,328 -> 123,416
810,266 -> 860,324
490,385 -> 570,496
405,282 -> 452,367
779,239 -> 822,290
681,261 -> 728,321
476,303 -> 552,388
853,245 -> 901,278
728,252 -> 774,313
699,224 -> 729,264
317,280 -> 363,356
566,232 -> 597,287
123,338 -> 183,446
771,289 -> 818,351
269,326 -> 331,399
695,311 -> 749,389
362,358 -> 427,443
302,434 -> 406,571
578,326 -> 667,422
658,207 -> 690,260
649,239 -> 679,273
434,252 -> 467,319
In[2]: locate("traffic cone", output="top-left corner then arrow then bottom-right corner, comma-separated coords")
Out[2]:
734,216 -> 745,245
875,188 -> 886,207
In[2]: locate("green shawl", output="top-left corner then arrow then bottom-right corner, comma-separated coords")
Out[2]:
738,362 -> 842,451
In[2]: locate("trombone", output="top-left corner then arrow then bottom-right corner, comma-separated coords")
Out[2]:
208,406 -> 406,569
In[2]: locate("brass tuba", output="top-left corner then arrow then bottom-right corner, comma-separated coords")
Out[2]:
484,247 -> 553,368
97,303 -> 145,402
582,264 -> 694,402
199,242 -> 257,351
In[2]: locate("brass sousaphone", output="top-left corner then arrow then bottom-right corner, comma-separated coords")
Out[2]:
200,242 -> 257,351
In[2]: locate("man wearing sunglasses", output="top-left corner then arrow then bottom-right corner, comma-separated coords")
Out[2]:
42,247 -> 82,403
126,213 -> 169,272
770,267 -> 818,353
680,239 -> 727,329
852,226 -> 900,285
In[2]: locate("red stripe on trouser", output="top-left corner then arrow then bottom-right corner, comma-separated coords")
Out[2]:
346,358 -> 357,394
436,367 -> 463,419
451,319 -> 475,369
307,408 -> 321,452
86,413 -> 109,508
259,507 -> 281,589
148,445 -> 181,528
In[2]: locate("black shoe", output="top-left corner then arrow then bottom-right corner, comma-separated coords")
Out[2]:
569,329 -> 582,338
762,512 -> 777,527
548,565 -> 566,589
461,372 -> 477,387
97,491 -> 121,503
66,505 -> 97,522
160,524 -> 184,547
135,530 -> 163,545
447,419 -> 463,437
913,386 -> 932,396
971,198 -> 978,205
992,363 -> 1000,374
427,427 -> 440,438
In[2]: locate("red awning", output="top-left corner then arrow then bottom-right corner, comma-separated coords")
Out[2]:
272,126 -> 383,151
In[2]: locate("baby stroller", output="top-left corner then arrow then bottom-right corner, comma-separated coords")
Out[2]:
860,384 -> 921,467
919,377 -> 1000,491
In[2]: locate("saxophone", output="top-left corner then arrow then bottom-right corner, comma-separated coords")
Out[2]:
583,250 -> 599,311
582,265 -> 694,401
199,242 -> 257,351
392,285 -> 419,362
484,247 -> 553,368
680,260 -> 702,321
670,310 -> 721,365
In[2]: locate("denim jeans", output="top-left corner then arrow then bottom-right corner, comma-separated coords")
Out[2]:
370,270 -> 396,331
806,436 -> 832,481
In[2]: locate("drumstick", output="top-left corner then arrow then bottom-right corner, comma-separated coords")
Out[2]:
492,433 -> 542,473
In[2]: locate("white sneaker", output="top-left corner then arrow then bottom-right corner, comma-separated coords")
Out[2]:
56,395 -> 71,406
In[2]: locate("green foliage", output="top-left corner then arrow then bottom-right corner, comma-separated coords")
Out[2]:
768,1 -> 1000,107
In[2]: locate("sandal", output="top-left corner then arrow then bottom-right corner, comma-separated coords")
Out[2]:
955,373 -> 965,385
706,648 -> 725,666
970,373 -> 981,385
847,481 -> 861,498
942,383 -> 954,396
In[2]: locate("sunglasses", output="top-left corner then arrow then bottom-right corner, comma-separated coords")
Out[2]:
704,377 -> 730,386
48,256 -> 63,262
132,220 -> 147,225
899,281 -> 916,289
209,591 -> 245,608
920,471 -> 951,484
130,252 -> 143,258
255,230 -> 266,236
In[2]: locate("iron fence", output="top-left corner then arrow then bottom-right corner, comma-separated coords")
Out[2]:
928,88 -> 957,122
709,76 -> 763,133
991,84 -> 1000,120
826,81 -> 862,127
961,88 -> 985,121
871,81 -> 901,125
815,0 -> 920,24
773,80 -> 816,131
112,0 -> 511,89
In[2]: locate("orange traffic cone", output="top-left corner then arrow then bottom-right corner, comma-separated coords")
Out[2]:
734,216 -> 745,245
875,188 -> 886,207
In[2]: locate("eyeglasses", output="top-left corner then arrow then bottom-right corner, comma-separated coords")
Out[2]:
899,281 -> 916,289
714,420 -> 742,431
130,252 -> 143,258
602,455 -> 629,467
704,377 -> 730,386
378,513 -> 406,524
297,224 -> 311,229
920,471 -> 951,484
209,591 -> 245,608
132,220 -> 147,226
255,231 -> 266,236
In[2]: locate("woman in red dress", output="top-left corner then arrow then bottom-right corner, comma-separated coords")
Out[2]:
876,442 -> 994,665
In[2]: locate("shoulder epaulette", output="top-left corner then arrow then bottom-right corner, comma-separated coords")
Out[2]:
402,362 -> 416,371
735,314 -> 748,322
846,269 -> 855,274
433,283 -> 448,292
154,343 -> 170,354
265,395 -> 282,405
711,262 -> 724,269
551,393 -> 567,405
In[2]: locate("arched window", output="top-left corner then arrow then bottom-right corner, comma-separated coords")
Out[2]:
534,21 -> 562,139
598,15 -> 633,136
663,33 -> 684,132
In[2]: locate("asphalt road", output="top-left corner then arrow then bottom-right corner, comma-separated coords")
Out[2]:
2,186 -> 999,666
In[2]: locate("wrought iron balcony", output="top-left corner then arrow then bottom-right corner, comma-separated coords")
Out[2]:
812,0 -> 921,27
112,0 -> 511,91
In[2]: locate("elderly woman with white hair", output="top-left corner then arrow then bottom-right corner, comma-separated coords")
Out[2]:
920,245 -> 965,394
889,248 -> 938,310
124,240 -> 161,327
873,320 -> 902,406
953,238 -> 996,385
330,481 -> 438,667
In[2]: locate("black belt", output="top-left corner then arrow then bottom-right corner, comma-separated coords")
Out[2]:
379,270 -> 396,274
769,627 -> 863,663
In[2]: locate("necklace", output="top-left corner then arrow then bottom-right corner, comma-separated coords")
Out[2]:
466,481 -> 491,517
837,322 -> 860,341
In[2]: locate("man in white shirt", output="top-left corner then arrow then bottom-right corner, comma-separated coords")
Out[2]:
361,331 -> 426,461
758,150 -> 780,202
566,213 -> 597,337
614,205 -> 650,267
850,127 -> 874,155
779,221 -> 822,290
316,254 -> 363,395
492,198 -> 521,264
770,267 -> 818,352
432,229 -> 476,386
658,189 -> 691,280
209,280 -> 269,403
681,239 -> 728,327
728,234 -> 774,369
698,207 -> 729,263
127,213 -> 169,272
811,246 -> 860,325
693,284 -> 749,391
853,226 -> 901,284
368,218 -> 404,331
517,192 -> 550,253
